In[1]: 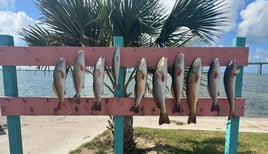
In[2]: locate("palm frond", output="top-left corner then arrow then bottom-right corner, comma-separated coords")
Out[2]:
155,0 -> 229,47
35,0 -> 111,46
110,0 -> 165,47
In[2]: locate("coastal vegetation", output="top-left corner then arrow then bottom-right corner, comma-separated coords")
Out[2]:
69,127 -> 268,154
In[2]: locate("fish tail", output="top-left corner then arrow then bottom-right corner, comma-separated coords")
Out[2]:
211,103 -> 220,112
113,83 -> 119,90
228,112 -> 237,120
56,102 -> 66,111
187,115 -> 197,124
172,102 -> 181,113
92,103 -> 101,111
129,106 -> 139,113
73,95 -> 81,104
159,112 -> 170,125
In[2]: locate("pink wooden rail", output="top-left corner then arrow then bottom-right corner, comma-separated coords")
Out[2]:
0,46 -> 249,116
0,97 -> 245,116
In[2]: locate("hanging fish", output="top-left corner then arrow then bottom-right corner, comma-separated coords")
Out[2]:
53,57 -> 66,110
186,58 -> 202,124
224,59 -> 240,119
153,57 -> 170,125
112,46 -> 120,89
92,57 -> 105,111
73,50 -> 85,104
172,53 -> 184,112
207,58 -> 220,112
130,57 -> 147,113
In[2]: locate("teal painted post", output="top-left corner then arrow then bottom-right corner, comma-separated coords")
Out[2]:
224,37 -> 246,154
113,36 -> 125,154
0,35 -> 23,154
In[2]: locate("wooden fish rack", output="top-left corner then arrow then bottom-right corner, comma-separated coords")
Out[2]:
0,35 -> 248,154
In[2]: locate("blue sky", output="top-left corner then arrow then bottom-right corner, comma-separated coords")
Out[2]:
0,0 -> 268,73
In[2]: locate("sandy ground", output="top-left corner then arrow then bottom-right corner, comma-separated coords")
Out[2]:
0,116 -> 267,154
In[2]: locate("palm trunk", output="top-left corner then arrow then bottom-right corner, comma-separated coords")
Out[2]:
123,116 -> 135,153
107,115 -> 136,153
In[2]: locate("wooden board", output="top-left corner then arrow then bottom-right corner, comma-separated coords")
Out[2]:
0,47 -> 248,66
0,97 -> 245,116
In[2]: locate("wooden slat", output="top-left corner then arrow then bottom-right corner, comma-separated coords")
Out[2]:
0,97 -> 245,116
0,47 -> 249,66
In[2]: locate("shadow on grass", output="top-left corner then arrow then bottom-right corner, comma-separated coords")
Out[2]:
135,137 -> 253,154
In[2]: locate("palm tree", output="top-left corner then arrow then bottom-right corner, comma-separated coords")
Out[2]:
20,0 -> 228,152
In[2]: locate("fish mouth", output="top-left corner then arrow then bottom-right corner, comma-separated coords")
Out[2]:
193,58 -> 201,66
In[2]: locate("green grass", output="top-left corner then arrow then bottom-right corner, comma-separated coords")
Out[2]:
69,127 -> 268,154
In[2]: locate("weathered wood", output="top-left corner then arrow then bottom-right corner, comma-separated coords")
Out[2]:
0,35 -> 23,154
0,97 -> 245,116
225,37 -> 246,154
113,36 -> 124,154
0,47 -> 248,66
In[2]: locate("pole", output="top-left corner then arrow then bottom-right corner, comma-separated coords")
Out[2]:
113,36 -> 124,154
224,37 -> 246,154
0,35 -> 23,154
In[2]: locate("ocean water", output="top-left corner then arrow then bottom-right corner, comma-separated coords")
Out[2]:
0,70 -> 267,118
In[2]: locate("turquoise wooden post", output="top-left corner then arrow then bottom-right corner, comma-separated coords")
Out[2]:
113,36 -> 125,154
0,35 -> 23,154
224,37 -> 246,154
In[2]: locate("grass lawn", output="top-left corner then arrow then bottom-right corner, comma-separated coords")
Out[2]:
70,127 -> 268,154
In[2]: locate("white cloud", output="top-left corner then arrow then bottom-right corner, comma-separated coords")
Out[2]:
0,11 -> 34,46
224,0 -> 245,32
0,0 -> 15,10
238,0 -> 268,43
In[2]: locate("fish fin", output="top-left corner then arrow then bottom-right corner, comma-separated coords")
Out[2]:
129,106 -> 139,113
207,86 -> 211,97
134,84 -> 137,97
211,104 -> 220,112
195,74 -> 200,82
161,72 -> 166,82
171,83 -> 175,98
182,90 -> 186,97
92,103 -> 101,111
159,112 -> 170,125
228,112 -> 237,120
177,69 -> 182,76
214,72 -> 219,79
234,69 -> 240,75
80,64 -> 84,71
61,71 -> 65,79
142,72 -> 145,80
187,115 -> 196,124
52,83 -> 59,97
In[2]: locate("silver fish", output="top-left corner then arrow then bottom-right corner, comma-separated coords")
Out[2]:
153,57 -> 170,125
224,59 -> 240,119
172,53 -> 184,112
130,58 -> 147,113
73,50 -> 85,103
207,58 -> 220,112
112,46 -> 120,89
92,57 -> 105,111
186,58 -> 202,124
53,57 -> 66,110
